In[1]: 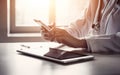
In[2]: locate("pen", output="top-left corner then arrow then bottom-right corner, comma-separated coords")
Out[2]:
20,45 -> 43,50
21,45 -> 30,48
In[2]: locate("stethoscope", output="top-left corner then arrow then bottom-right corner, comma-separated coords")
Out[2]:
92,0 -> 108,31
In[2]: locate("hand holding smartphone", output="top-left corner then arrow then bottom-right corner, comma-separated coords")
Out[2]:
34,19 -> 56,41
34,19 -> 51,32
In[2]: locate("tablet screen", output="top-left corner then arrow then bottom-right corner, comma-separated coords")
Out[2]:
44,48 -> 87,60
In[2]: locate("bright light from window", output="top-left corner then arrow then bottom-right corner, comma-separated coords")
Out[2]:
56,0 -> 89,26
16,0 -> 49,26
15,0 -> 89,27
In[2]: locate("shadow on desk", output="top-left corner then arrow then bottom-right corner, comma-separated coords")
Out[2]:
0,58 -> 8,75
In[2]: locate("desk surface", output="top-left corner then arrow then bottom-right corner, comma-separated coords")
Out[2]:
0,42 -> 120,75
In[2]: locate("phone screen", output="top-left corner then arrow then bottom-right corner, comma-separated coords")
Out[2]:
34,19 -> 51,32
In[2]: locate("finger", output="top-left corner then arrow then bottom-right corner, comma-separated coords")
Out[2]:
44,35 -> 55,41
49,22 -> 55,28
41,30 -> 49,36
40,26 -> 45,30
43,33 -> 50,37
44,37 -> 51,40
49,27 -> 56,36
42,33 -> 52,40
41,27 -> 46,33
41,26 -> 49,32
41,29 -> 46,33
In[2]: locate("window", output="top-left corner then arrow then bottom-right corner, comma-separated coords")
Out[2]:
8,0 -> 89,35
8,0 -> 53,33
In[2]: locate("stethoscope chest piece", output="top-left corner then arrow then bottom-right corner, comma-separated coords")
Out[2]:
92,22 -> 100,31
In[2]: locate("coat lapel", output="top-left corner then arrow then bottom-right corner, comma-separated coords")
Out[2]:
100,0 -> 117,34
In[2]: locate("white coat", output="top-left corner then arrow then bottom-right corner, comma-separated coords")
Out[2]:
66,0 -> 120,53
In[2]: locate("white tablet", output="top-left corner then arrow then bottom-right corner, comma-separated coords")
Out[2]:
17,44 -> 94,64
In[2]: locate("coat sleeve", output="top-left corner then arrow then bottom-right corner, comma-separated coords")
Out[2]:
86,32 -> 120,53
66,0 -> 99,38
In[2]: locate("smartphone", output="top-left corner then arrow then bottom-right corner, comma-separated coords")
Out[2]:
34,19 -> 51,32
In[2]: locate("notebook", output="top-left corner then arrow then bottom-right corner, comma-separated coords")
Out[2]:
17,43 -> 94,64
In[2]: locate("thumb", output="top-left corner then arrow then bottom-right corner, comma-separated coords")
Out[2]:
49,22 -> 56,28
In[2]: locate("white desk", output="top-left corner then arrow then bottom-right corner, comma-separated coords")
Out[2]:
0,42 -> 120,75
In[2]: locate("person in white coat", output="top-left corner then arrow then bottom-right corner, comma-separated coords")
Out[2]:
41,0 -> 120,53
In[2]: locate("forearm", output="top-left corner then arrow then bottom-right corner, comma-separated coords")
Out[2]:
67,35 -> 88,48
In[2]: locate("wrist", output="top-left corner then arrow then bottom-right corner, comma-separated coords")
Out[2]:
79,39 -> 88,48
